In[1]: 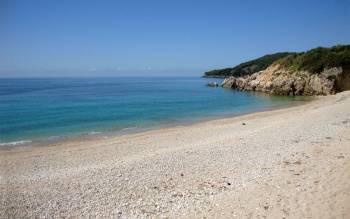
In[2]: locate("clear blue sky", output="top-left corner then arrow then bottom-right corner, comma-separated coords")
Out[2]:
0,0 -> 349,77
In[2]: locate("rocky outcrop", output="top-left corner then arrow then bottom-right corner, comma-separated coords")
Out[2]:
222,64 -> 350,96
206,82 -> 219,87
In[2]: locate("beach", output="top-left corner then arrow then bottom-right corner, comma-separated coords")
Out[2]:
1,91 -> 350,218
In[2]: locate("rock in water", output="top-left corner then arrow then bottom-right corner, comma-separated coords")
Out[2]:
206,82 -> 219,87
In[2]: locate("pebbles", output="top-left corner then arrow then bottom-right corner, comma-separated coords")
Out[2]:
2,91 -> 350,218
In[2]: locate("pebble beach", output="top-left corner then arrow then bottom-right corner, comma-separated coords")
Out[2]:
1,91 -> 350,218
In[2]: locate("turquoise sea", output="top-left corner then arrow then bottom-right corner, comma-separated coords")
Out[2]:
0,77 -> 308,146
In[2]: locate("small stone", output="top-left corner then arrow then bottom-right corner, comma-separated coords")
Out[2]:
180,173 -> 184,177
294,161 -> 302,165
242,122 -> 246,125
227,182 -> 231,186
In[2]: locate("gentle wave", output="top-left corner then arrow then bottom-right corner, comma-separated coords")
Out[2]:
122,127 -> 137,131
88,131 -> 103,135
0,140 -> 32,147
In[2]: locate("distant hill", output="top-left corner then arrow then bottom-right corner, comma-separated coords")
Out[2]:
204,52 -> 294,77
204,45 -> 350,78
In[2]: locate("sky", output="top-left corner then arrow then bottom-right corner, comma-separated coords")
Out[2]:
0,0 -> 349,77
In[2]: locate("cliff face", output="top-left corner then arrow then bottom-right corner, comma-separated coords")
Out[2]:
222,64 -> 350,96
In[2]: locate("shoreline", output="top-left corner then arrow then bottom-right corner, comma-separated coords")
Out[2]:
2,91 -> 350,218
0,96 -> 311,150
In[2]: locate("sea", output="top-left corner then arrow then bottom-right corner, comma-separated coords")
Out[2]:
0,77 -> 309,146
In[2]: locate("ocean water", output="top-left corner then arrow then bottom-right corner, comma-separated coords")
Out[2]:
0,77 -> 308,145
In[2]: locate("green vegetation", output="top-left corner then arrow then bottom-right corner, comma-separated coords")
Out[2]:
204,52 -> 293,77
275,45 -> 350,73
204,45 -> 350,77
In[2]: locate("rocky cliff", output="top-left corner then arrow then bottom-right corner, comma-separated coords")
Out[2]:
222,64 -> 350,96
215,45 -> 350,96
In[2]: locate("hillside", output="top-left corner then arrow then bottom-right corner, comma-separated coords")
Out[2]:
275,45 -> 350,73
204,52 -> 294,77
221,45 -> 350,96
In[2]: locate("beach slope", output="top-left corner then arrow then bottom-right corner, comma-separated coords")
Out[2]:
1,91 -> 350,218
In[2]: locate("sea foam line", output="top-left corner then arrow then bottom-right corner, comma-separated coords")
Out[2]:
0,140 -> 32,147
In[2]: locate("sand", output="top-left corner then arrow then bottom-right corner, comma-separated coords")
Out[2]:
1,91 -> 350,219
